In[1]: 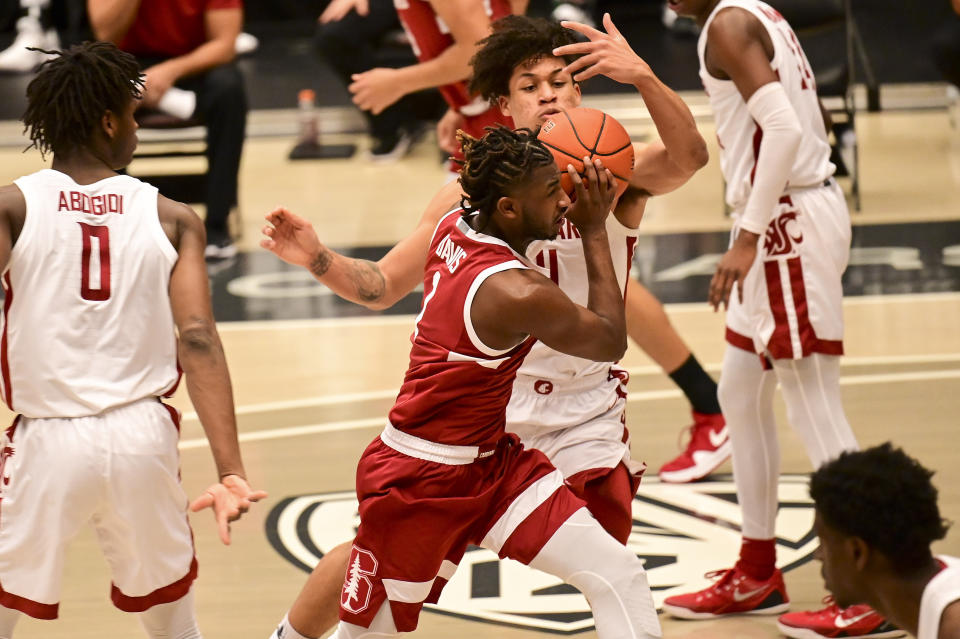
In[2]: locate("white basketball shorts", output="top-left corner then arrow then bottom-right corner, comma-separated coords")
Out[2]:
506,367 -> 644,479
726,179 -> 851,362
0,397 -> 196,619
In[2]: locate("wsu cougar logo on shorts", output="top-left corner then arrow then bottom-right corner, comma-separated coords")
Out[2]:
266,477 -> 817,633
341,546 -> 378,614
764,210 -> 804,257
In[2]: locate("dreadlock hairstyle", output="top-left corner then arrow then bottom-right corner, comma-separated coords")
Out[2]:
457,125 -> 556,222
22,41 -> 143,158
469,15 -> 580,103
810,442 -> 951,575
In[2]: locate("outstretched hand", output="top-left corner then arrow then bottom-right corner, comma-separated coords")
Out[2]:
552,13 -> 652,85
261,207 -> 323,269
190,475 -> 268,545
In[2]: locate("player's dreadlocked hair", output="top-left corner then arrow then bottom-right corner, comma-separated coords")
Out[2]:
469,15 -> 580,103
810,442 -> 951,575
458,125 -> 555,220
22,41 -> 143,158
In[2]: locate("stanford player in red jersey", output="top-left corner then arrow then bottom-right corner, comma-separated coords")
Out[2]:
263,127 -> 662,639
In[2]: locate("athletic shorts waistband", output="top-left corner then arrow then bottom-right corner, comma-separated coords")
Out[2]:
380,422 -> 499,465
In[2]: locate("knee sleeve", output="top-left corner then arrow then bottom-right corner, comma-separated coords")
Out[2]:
528,508 -> 661,638
329,601 -> 399,639
773,353 -> 858,468
719,346 -> 780,539
0,605 -> 20,639
138,589 -> 202,639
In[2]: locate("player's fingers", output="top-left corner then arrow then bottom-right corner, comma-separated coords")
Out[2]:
189,493 -> 214,512
248,490 -> 269,502
259,238 -> 275,251
560,52 -> 596,78
551,41 -> 596,57
737,271 -> 746,304
214,499 -> 233,544
602,13 -> 623,39
559,19 -> 606,41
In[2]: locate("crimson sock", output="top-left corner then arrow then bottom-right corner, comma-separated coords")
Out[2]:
736,537 -> 776,581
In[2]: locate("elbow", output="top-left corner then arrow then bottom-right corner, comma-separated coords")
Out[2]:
177,323 -> 221,362
689,139 -> 710,171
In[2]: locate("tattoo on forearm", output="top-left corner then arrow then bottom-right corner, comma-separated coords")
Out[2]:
309,248 -> 334,278
349,260 -> 386,303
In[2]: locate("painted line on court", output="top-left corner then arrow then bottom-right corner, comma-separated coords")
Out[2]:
178,367 -> 960,450
215,292 -> 960,331
180,353 -> 960,422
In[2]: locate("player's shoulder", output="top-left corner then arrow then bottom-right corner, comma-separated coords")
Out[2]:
156,194 -> 203,248
707,4 -> 766,46
940,599 -> 960,639
0,183 -> 26,208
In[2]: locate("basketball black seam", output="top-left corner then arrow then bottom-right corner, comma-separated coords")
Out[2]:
562,109 -> 595,157
540,139 -> 583,163
591,113 -> 607,155
593,141 -> 634,156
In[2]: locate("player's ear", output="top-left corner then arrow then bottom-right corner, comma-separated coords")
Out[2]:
101,110 -> 118,140
848,536 -> 869,572
497,95 -> 511,117
496,195 -> 520,222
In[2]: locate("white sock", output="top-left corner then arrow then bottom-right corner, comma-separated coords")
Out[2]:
269,614 -> 313,639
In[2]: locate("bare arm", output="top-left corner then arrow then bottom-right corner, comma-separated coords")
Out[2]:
953,0 -> 960,16
472,161 -> 626,362
165,197 -> 244,479
149,8 -> 241,81
940,600 -> 960,639
0,185 -> 26,273
261,180 -> 463,311
399,0 -> 492,93
87,0 -> 143,43
554,13 -> 708,228
163,196 -> 266,543
705,8 -> 802,310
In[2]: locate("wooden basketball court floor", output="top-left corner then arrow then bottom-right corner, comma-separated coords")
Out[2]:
1,89 -> 959,638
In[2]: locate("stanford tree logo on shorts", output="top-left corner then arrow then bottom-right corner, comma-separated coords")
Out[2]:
265,477 -> 817,634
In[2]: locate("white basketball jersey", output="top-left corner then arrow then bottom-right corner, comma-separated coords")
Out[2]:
3,169 -> 180,418
919,555 -> 960,639
520,213 -> 639,380
698,0 -> 834,211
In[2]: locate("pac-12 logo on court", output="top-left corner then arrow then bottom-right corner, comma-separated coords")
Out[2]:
265,475 -> 817,634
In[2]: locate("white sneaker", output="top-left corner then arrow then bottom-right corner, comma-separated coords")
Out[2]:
0,17 -> 56,73
551,3 -> 595,28
235,32 -> 259,56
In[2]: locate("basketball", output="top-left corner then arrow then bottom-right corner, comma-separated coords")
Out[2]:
537,107 -> 635,198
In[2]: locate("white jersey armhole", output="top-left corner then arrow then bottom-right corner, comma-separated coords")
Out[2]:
463,260 -> 530,356
607,208 -> 641,238
147,188 -> 179,266
10,176 -> 42,265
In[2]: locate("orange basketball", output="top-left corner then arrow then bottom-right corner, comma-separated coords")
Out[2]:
537,107 -> 635,198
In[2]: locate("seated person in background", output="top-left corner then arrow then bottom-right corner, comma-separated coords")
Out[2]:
806,443 -> 959,639
87,0 -> 247,259
347,0 -> 523,169
314,0 -> 424,162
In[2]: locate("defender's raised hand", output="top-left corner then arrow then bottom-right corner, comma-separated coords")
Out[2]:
553,13 -> 653,85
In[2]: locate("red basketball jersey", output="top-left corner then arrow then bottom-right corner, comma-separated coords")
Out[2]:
393,0 -> 510,116
388,211 -> 534,447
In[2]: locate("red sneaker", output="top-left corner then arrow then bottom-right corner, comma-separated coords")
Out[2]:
662,566 -> 790,619
658,411 -> 730,483
777,597 -> 906,638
